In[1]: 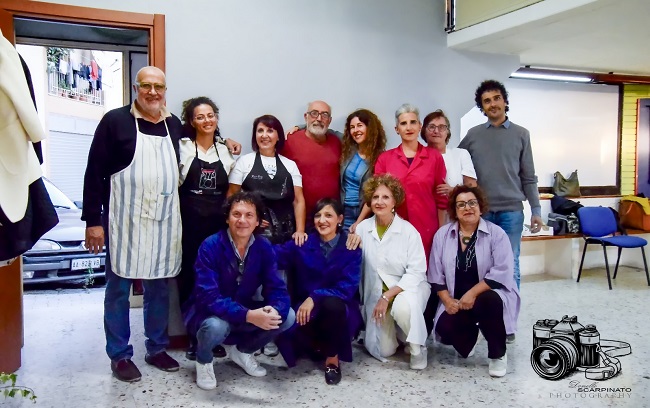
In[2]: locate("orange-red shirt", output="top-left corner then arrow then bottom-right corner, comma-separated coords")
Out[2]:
374,144 -> 447,256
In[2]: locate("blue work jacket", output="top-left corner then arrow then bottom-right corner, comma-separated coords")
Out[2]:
274,232 -> 362,366
182,230 -> 290,335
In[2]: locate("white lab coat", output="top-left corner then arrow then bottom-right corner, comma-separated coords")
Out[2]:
356,214 -> 429,361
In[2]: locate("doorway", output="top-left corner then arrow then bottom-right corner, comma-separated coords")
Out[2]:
636,98 -> 650,196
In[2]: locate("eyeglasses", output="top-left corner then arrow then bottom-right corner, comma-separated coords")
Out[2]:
136,82 -> 166,92
455,199 -> 479,209
307,110 -> 331,120
194,113 -> 217,122
426,124 -> 448,132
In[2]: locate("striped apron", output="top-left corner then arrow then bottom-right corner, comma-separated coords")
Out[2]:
108,117 -> 182,279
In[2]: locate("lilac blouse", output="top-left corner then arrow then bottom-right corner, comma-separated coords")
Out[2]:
428,218 -> 521,335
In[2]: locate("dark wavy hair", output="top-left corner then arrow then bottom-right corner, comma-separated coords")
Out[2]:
224,190 -> 266,223
362,174 -> 405,208
421,109 -> 451,144
180,96 -> 220,140
474,80 -> 510,114
251,114 -> 285,152
341,109 -> 386,174
447,185 -> 489,221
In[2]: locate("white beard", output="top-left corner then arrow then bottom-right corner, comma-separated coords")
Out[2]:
307,122 -> 327,137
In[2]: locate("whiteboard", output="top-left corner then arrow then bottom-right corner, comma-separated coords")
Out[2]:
459,79 -> 619,187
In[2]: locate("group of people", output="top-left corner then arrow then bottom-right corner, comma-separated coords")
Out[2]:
82,65 -> 540,389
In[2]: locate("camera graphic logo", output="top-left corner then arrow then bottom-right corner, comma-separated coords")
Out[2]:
531,315 -> 631,381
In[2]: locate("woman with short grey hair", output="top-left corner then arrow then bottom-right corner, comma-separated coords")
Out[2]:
373,103 -> 448,338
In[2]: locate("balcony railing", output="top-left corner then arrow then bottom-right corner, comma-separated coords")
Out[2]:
47,70 -> 104,106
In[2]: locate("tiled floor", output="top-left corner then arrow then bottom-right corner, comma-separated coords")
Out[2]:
7,267 -> 650,408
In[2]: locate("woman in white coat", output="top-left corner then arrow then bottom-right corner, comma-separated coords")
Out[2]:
354,174 -> 430,369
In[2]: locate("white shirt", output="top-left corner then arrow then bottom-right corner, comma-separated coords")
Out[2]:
442,147 -> 476,188
178,138 -> 235,186
229,152 -> 302,187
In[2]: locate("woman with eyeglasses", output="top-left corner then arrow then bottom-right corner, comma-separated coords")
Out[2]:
274,198 -> 362,385
340,109 -> 386,232
421,109 -> 477,196
228,115 -> 307,247
428,185 -> 520,378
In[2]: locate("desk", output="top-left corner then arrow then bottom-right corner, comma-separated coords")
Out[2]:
520,229 -> 650,279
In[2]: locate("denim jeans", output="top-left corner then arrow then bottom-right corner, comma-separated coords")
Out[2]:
195,309 -> 296,364
482,210 -> 524,289
343,205 -> 359,232
104,248 -> 170,361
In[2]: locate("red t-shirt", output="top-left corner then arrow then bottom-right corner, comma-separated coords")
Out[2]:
282,130 -> 341,218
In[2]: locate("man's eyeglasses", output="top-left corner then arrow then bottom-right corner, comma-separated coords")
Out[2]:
194,113 -> 217,122
136,82 -> 166,92
426,124 -> 448,132
307,110 -> 331,120
455,199 -> 479,209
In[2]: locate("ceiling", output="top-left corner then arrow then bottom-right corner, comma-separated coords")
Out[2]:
447,0 -> 650,76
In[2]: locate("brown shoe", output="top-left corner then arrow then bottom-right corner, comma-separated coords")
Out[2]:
111,359 -> 142,382
145,351 -> 180,372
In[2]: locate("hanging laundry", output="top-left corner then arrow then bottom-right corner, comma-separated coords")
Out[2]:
90,60 -> 98,80
58,58 -> 68,75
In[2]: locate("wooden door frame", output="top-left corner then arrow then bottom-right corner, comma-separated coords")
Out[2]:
0,0 -> 164,70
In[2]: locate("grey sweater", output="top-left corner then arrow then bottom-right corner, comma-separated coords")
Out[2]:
458,120 -> 541,216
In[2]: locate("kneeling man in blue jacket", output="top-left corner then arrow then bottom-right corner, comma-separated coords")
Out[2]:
183,191 -> 295,390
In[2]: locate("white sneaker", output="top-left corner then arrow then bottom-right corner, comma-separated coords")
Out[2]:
409,345 -> 428,370
263,342 -> 279,357
229,346 -> 267,377
195,361 -> 216,390
489,354 -> 507,377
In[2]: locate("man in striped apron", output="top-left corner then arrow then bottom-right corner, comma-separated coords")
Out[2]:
82,66 -> 182,382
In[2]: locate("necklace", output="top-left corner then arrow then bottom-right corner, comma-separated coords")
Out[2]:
459,230 -> 474,245
376,213 -> 395,230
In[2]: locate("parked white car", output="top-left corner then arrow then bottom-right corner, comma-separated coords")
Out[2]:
22,179 -> 106,285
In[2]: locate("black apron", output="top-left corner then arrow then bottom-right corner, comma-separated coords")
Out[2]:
178,141 -> 229,304
241,152 -> 295,244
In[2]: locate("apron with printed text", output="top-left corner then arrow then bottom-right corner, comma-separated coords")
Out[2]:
108,117 -> 182,279
241,152 -> 295,244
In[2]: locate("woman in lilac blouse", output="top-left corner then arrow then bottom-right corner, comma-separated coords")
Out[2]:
428,185 -> 520,378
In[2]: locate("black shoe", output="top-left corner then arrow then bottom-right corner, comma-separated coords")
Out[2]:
324,364 -> 341,385
111,359 -> 142,382
185,348 -> 196,361
145,351 -> 180,372
213,345 -> 227,358
506,334 -> 516,344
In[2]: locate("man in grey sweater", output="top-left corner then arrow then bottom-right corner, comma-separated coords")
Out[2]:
459,80 -> 542,299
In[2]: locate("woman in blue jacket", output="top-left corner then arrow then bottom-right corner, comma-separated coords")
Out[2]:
275,198 -> 362,385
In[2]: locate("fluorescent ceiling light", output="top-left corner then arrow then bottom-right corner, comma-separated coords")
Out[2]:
510,71 -> 592,83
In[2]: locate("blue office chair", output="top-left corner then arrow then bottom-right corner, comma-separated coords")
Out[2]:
576,206 -> 650,290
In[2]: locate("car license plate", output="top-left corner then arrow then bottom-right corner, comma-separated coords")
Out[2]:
71,257 -> 101,271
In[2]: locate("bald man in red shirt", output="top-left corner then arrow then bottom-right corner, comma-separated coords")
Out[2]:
282,101 -> 342,222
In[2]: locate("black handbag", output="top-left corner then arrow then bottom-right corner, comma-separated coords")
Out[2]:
553,170 -> 581,197
551,195 -> 583,217
548,212 -> 580,235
